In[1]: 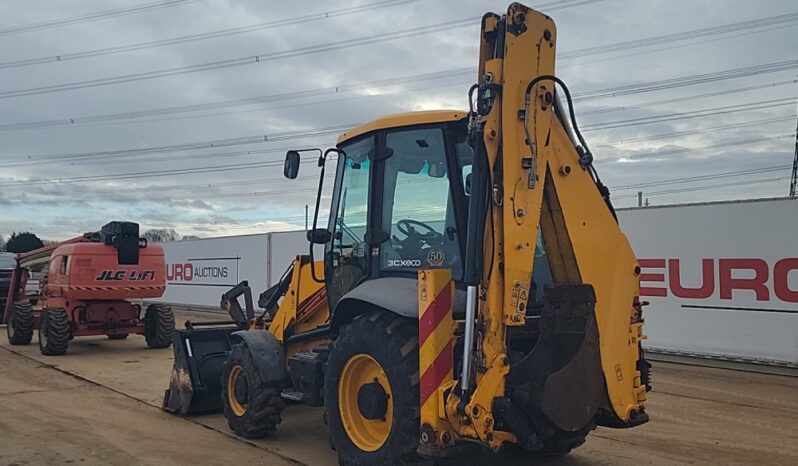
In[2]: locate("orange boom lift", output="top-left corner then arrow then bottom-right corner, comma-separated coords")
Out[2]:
3,222 -> 174,355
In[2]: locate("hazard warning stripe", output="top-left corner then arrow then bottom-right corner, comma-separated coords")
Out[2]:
419,281 -> 453,347
420,340 -> 453,406
418,273 -> 454,409
71,285 -> 166,291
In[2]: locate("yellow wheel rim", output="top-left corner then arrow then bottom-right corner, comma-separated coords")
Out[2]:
227,365 -> 247,417
338,353 -> 393,452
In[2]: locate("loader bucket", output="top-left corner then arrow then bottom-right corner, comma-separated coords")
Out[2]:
162,324 -> 239,415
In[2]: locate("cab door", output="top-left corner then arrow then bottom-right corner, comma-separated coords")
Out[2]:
325,136 -> 376,309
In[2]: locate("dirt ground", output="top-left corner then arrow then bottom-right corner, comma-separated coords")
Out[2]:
1,309 -> 796,466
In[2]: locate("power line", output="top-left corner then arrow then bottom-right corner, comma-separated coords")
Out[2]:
55,133 -> 786,190
597,133 -> 796,164
558,22 -> 798,72
0,0 -> 417,69
2,94 -> 793,179
0,125 -> 351,163
0,0 -> 201,36
614,176 -> 791,200
581,79 -> 798,117
791,111 -> 798,197
0,18 -> 478,100
44,74 -> 798,134
562,11 -> 798,59
583,97 -> 798,132
50,113 -> 793,170
573,59 -> 798,101
3,57 -> 797,134
0,69 -> 472,132
2,94 -> 789,166
6,2 -> 794,70
609,165 -> 793,191
0,159 -> 287,186
593,115 -> 796,149
0,2 -> 790,101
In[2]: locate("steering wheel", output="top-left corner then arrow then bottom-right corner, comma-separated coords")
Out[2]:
396,219 -> 439,240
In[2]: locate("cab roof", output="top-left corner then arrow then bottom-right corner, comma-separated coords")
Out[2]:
336,110 -> 467,145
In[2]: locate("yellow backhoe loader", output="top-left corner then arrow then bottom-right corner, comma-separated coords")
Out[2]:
163,3 -> 651,464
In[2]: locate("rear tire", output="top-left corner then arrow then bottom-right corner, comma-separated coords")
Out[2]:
39,308 -> 70,356
506,423 -> 594,458
7,301 -> 34,345
325,311 -> 420,466
221,341 -> 285,438
144,303 -> 174,349
108,333 -> 129,340
537,424 -> 594,456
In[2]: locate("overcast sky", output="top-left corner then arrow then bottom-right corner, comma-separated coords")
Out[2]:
0,0 -> 796,241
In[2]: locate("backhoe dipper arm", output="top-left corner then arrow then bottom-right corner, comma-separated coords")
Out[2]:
451,2 -> 647,450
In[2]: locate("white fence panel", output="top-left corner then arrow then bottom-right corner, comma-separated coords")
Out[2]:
618,197 -> 798,365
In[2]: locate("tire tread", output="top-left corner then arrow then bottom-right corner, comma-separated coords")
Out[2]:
39,308 -> 70,356
144,303 -> 174,348
221,342 -> 285,438
7,301 -> 34,345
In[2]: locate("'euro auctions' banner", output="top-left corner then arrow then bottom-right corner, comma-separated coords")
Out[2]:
166,258 -> 238,287
618,197 -> 798,366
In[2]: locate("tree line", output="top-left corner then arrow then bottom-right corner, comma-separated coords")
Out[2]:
1,228 -> 197,254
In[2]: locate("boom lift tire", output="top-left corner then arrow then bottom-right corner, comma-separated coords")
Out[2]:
7,301 -> 34,345
39,308 -> 71,356
325,311 -> 420,466
144,303 -> 174,349
108,334 -> 129,340
221,341 -> 285,438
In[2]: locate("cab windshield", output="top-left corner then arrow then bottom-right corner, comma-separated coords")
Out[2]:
380,127 -> 463,279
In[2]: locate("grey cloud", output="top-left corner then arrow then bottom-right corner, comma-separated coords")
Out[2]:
1,0 -> 796,239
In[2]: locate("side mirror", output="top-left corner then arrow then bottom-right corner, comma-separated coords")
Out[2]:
465,172 -> 472,196
307,228 -> 332,244
284,151 -> 300,179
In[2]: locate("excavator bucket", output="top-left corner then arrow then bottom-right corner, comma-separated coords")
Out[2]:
162,281 -> 256,415
163,323 -> 239,415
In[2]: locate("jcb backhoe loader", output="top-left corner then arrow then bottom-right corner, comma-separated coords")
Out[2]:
163,3 -> 651,464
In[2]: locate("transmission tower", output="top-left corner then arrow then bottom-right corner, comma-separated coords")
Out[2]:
791,112 -> 798,198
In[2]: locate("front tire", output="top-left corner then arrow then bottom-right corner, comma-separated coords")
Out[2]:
7,301 -> 34,345
39,308 -> 70,356
144,303 -> 174,349
325,311 -> 420,466
221,341 -> 285,438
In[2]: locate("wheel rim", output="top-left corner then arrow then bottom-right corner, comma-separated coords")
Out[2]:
338,353 -> 393,452
227,365 -> 247,416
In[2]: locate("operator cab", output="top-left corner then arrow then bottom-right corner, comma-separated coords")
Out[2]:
325,111 -> 471,307
286,110 -> 553,314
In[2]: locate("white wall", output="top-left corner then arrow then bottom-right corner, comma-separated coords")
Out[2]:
155,234 -> 269,308
154,197 -> 798,366
618,197 -> 798,365
155,231 -> 321,308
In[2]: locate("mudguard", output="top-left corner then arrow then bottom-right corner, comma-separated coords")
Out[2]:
230,329 -> 288,385
333,277 -> 466,330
